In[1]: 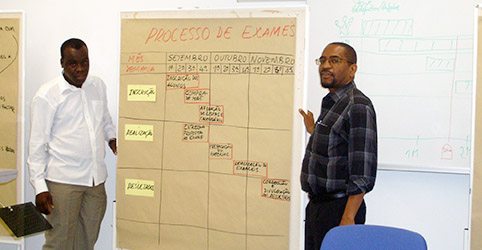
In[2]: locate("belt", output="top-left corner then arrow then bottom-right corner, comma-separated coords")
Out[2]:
309,191 -> 347,202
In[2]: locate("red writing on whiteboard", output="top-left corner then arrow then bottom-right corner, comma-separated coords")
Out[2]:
145,27 -> 211,44
127,53 -> 144,63
241,25 -> 295,39
125,65 -> 155,73
144,24 -> 296,44
216,26 -> 233,39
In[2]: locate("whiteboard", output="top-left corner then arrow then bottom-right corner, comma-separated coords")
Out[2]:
307,0 -> 475,174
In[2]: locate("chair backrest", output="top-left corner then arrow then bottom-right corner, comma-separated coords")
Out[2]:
320,225 -> 427,250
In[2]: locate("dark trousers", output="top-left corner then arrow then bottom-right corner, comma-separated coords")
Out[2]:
304,196 -> 366,250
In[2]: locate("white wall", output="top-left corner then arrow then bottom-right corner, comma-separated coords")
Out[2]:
0,0 -> 473,249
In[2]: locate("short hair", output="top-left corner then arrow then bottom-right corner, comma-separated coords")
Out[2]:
61,38 -> 87,58
328,42 -> 357,64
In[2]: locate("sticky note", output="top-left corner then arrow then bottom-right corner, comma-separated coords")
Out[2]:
127,85 -> 156,102
125,124 -> 154,141
125,178 -> 155,197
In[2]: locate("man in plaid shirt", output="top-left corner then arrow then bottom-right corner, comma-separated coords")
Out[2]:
299,42 -> 377,250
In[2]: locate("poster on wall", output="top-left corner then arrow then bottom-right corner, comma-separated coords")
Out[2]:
117,9 -> 305,250
0,11 -> 23,238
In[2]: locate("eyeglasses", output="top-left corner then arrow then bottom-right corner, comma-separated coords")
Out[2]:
315,56 -> 354,66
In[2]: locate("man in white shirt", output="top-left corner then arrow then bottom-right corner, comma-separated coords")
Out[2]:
27,38 -> 117,250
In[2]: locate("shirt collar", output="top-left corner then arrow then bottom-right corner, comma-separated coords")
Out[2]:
58,71 -> 90,94
326,81 -> 355,103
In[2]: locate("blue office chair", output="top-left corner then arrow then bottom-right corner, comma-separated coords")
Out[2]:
320,225 -> 427,250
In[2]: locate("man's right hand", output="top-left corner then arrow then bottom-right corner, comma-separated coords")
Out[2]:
36,192 -> 54,215
298,109 -> 315,134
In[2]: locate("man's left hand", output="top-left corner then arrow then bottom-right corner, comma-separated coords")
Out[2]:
109,138 -> 117,155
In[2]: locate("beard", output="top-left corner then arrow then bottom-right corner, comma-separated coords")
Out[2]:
320,70 -> 336,89
320,74 -> 336,89
321,80 -> 335,89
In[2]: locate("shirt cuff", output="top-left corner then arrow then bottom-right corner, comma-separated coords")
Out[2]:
347,176 -> 374,195
106,131 -> 116,142
33,179 -> 49,195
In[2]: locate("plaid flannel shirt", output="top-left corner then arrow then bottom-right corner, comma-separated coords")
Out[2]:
301,82 -> 377,196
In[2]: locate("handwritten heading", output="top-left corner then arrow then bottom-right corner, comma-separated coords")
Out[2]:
145,24 -> 296,44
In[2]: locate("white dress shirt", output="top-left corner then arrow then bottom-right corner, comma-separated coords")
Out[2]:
28,74 -> 116,195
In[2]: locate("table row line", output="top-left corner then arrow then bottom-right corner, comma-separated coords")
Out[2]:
122,63 -> 295,75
